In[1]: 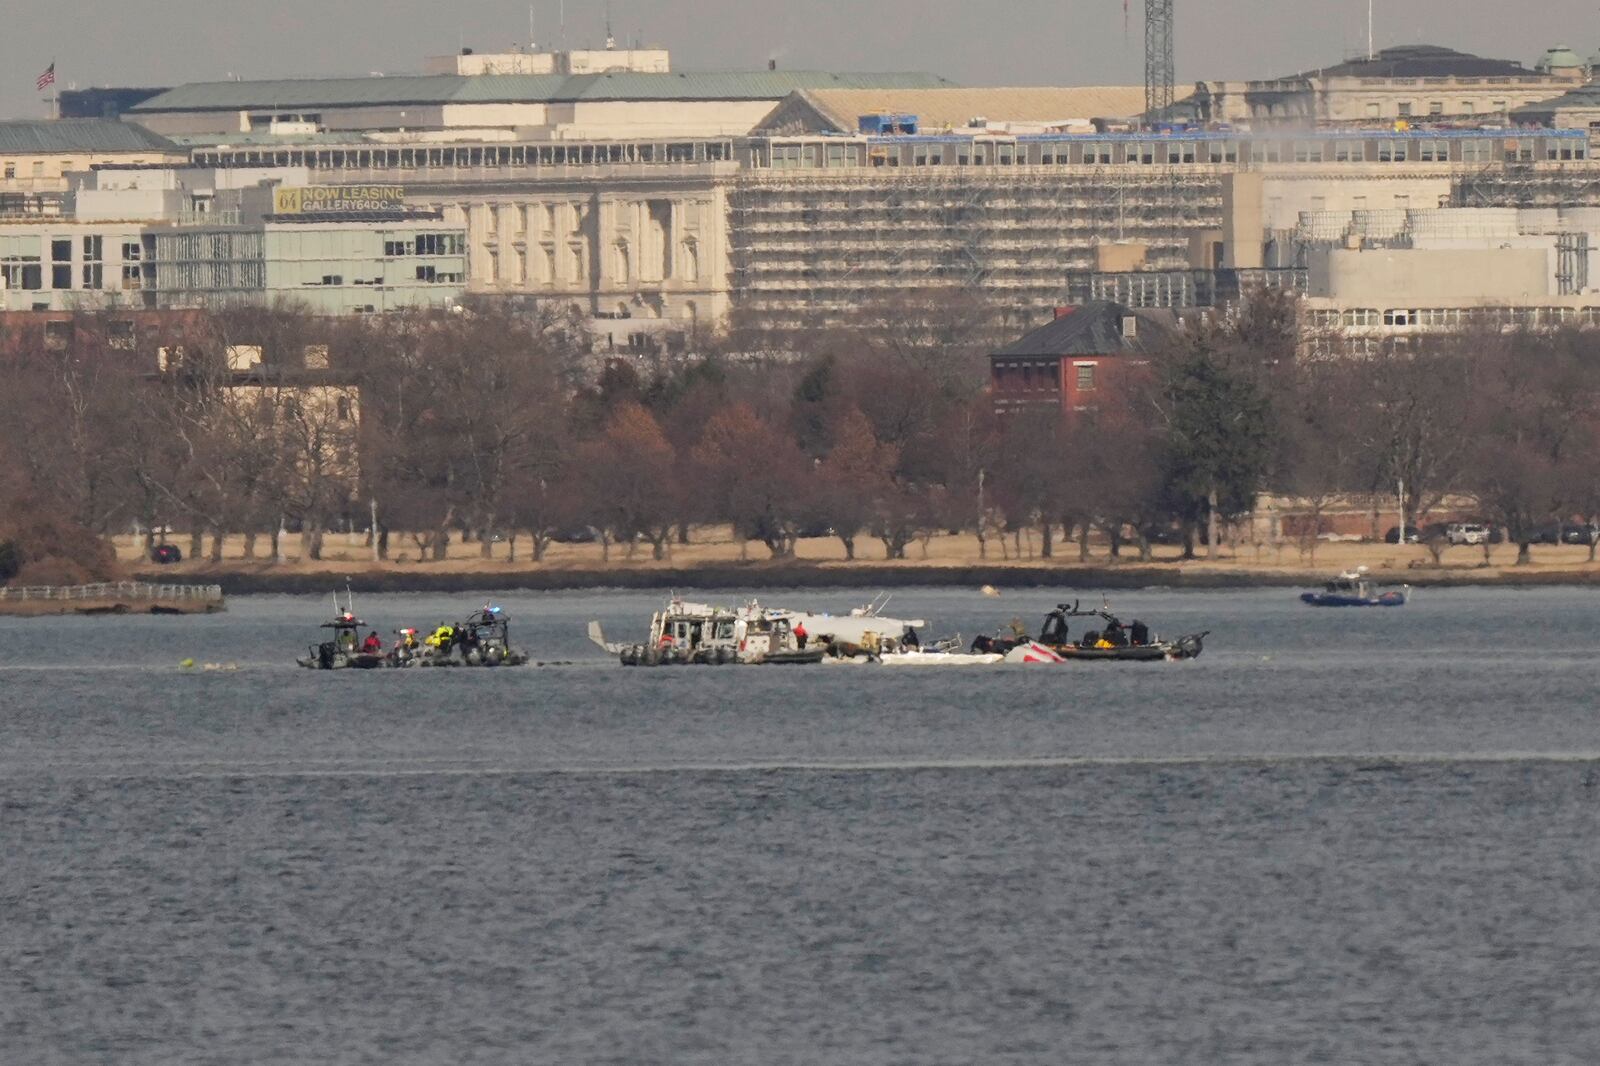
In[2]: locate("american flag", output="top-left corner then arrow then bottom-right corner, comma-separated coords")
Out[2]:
37,63 -> 55,92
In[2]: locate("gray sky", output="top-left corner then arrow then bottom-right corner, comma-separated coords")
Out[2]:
2,0 -> 1592,119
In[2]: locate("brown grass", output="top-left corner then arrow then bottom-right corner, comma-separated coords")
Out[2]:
116,529 -> 1600,580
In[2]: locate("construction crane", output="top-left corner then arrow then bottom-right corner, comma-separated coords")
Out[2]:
1143,0 -> 1175,120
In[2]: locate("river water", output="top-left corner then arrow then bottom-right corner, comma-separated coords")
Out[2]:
3,586 -> 1599,1063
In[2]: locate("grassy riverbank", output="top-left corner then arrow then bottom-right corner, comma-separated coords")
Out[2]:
117,531 -> 1600,593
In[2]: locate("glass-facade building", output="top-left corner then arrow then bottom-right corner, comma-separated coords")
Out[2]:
150,221 -> 466,312
0,218 -> 466,313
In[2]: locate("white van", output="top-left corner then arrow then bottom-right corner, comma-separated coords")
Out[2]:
1446,523 -> 1490,545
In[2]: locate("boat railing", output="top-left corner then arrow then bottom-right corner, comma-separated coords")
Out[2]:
0,582 -> 225,603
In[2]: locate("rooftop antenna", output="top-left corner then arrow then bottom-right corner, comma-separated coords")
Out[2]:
529,3 -> 537,50
605,1 -> 615,49
560,0 -> 566,49
1367,0 -> 1374,59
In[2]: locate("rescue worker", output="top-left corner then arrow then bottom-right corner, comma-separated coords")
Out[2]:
794,620 -> 809,649
362,631 -> 383,654
429,622 -> 455,650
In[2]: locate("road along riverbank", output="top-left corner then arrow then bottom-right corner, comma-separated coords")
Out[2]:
125,560 -> 1600,595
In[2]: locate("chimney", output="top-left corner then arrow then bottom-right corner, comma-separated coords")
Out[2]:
768,58 -> 777,71
1054,306 -> 1076,320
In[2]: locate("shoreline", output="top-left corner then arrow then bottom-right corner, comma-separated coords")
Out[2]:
127,562 -> 1600,595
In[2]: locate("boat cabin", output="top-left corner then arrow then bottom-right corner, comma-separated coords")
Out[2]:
648,598 -> 796,657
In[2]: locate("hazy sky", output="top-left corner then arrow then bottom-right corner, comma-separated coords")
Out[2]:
3,1 -> 1594,119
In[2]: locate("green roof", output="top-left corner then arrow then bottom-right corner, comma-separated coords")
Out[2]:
132,71 -> 956,112
0,119 -> 178,154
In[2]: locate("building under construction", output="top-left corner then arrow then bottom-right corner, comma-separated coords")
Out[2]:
727,125 -> 1592,331
13,47 -> 1600,338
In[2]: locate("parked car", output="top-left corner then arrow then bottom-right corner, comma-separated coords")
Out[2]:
1561,523 -> 1600,546
1446,523 -> 1491,546
1140,524 -> 1185,546
551,525 -> 600,544
1529,524 -> 1574,545
1383,525 -> 1422,544
149,543 -> 183,564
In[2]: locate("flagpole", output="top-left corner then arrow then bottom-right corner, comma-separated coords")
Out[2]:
53,59 -> 59,119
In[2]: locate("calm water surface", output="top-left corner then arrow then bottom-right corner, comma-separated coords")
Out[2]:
3,586 -> 1599,1063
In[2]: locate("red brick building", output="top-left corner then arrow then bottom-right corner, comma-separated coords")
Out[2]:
988,301 -> 1175,415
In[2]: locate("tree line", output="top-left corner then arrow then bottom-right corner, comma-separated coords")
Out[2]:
3,290 -> 1600,582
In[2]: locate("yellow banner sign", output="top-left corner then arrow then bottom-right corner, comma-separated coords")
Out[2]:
273,185 -> 407,215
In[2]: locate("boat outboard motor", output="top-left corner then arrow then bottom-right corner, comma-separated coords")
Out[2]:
1130,620 -> 1150,647
1039,608 -> 1070,645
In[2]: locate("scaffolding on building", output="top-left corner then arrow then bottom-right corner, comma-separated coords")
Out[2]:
727,165 -> 1223,332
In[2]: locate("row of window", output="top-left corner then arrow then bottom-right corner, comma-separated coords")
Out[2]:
193,142 -> 733,171
992,361 -> 1098,391
3,160 -> 73,180
381,233 -> 466,257
301,267 -> 464,286
1308,306 -> 1600,329
771,137 -> 1587,170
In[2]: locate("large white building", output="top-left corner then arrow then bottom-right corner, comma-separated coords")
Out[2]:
12,44 -> 1600,334
1191,44 -> 1579,127
0,168 -> 467,314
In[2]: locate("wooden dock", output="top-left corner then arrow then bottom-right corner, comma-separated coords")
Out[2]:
0,582 -> 226,616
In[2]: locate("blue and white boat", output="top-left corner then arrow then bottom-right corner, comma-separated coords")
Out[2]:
1300,567 -> 1409,607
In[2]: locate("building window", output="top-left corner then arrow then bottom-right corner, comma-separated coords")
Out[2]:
1417,139 -> 1447,162
770,145 -> 804,169
1462,139 -> 1493,163
108,320 -> 136,349
1377,141 -> 1408,163
1382,308 -> 1418,327
1342,308 -> 1380,327
51,238 -> 72,290
1075,363 -> 1097,391
1461,100 -> 1476,112
1366,102 -> 1381,119
1492,99 -> 1508,111
1397,102 -> 1412,117
2,163 -> 13,179
44,320 -> 71,349
1429,101 -> 1444,115
82,236 -> 103,290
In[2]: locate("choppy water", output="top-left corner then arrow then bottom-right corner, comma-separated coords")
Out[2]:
3,586 -> 1600,1063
